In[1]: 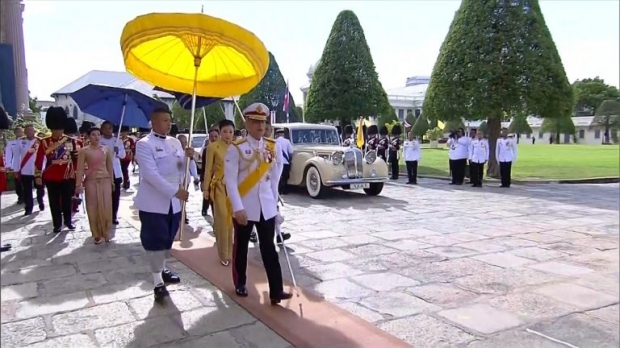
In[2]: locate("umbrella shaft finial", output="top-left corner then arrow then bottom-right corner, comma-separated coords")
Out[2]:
194,57 -> 201,68
201,5 -> 204,13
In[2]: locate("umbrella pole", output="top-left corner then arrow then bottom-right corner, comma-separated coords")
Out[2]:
178,63 -> 200,242
232,97 -> 244,121
115,96 -> 128,154
202,108 -> 208,130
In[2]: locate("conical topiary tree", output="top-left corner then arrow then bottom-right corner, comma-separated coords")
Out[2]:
508,112 -> 533,143
411,113 -> 430,138
305,10 -> 391,125
423,0 -> 573,176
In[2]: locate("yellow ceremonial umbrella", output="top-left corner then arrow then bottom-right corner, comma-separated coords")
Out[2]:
120,12 -> 269,240
438,120 -> 446,130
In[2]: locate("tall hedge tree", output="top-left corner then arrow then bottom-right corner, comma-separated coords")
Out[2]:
411,113 -> 430,138
305,10 -> 392,125
542,116 -> 575,144
423,0 -> 573,176
593,100 -> 620,144
508,112 -> 533,143
236,52 -> 300,124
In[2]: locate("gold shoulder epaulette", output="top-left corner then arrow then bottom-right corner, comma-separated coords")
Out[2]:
264,137 -> 275,143
232,138 -> 247,146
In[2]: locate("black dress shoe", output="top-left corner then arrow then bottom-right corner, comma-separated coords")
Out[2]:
53,227 -> 62,233
154,284 -> 170,303
161,269 -> 181,284
276,233 -> 291,244
184,218 -> 189,225
235,285 -> 248,297
65,224 -> 76,231
249,232 -> 258,243
201,209 -> 207,216
24,210 -> 32,216
113,219 -> 119,225
16,200 -> 23,205
39,203 -> 45,211
0,244 -> 11,252
270,291 -> 293,305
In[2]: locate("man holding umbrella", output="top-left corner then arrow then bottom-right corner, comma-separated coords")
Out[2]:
134,106 -> 195,302
34,107 -> 80,233
100,121 -> 126,225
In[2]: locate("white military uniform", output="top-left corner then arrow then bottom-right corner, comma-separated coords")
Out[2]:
403,139 -> 421,162
100,136 -> 126,179
5,138 -> 21,172
469,138 -> 490,164
225,135 -> 280,221
134,133 -> 184,214
496,136 -> 517,187
495,137 -> 517,163
18,137 -> 46,212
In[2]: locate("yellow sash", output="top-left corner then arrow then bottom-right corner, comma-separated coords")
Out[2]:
226,139 -> 276,224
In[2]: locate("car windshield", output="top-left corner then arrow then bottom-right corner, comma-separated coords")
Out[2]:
291,129 -> 340,145
191,135 -> 206,148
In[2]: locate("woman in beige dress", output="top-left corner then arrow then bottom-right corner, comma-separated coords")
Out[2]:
75,127 -> 114,244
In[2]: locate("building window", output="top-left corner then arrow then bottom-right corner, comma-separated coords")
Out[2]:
398,109 -> 404,120
538,131 -> 543,139
414,109 -> 421,117
578,129 -> 585,139
594,129 -> 601,139
72,106 -> 78,119
64,106 -> 70,116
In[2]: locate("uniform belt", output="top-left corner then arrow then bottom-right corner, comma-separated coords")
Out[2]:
164,176 -> 180,185
51,159 -> 71,165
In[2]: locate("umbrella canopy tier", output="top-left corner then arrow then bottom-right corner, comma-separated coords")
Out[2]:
70,84 -> 167,128
121,12 -> 269,98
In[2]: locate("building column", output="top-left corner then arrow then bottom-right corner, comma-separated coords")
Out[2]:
4,0 -> 29,113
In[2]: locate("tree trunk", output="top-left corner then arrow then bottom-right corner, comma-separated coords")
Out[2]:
555,132 -> 560,144
604,118 -> 610,144
486,117 -> 501,178
516,133 -> 520,144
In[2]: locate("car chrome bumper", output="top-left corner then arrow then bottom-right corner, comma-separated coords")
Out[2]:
324,177 -> 389,185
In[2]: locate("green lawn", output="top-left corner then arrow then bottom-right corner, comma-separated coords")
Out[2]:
401,144 -> 620,180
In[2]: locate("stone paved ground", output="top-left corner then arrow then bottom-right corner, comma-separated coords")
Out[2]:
2,175 -> 619,347
0,186 -> 291,348
271,178 -> 620,347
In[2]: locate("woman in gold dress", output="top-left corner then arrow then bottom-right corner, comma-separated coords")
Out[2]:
75,127 -> 114,244
203,119 -> 235,266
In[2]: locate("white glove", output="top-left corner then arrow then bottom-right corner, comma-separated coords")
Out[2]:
275,213 -> 284,225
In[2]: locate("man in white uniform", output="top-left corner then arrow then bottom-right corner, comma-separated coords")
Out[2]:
468,130 -> 489,187
225,103 -> 292,305
403,132 -> 421,185
496,127 -> 518,188
6,126 -> 24,204
100,121 -> 126,224
134,107 -> 193,302
275,128 -> 293,194
17,124 -> 45,215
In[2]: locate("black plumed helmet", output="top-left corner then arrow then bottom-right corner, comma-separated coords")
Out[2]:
64,117 -> 78,134
379,126 -> 388,136
391,124 -> 402,136
79,121 -> 94,134
367,125 -> 378,135
0,106 -> 9,130
344,125 -> 353,134
120,125 -> 130,132
45,106 -> 68,130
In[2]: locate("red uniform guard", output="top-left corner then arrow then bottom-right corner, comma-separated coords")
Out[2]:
34,107 -> 79,233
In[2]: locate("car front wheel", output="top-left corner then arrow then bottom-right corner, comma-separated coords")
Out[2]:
363,183 -> 384,196
305,166 -> 325,199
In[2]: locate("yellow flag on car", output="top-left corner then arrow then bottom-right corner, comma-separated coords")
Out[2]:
356,117 -> 365,148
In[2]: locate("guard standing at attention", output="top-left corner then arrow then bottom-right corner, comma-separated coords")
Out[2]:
225,103 -> 292,305
134,107 -> 194,303
496,127 -> 518,188
366,125 -> 378,152
100,121 -> 126,225
388,125 -> 402,180
342,125 -> 354,146
34,107 -> 79,233
377,126 -> 389,161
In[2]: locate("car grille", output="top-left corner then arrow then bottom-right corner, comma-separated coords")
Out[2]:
344,148 -> 363,178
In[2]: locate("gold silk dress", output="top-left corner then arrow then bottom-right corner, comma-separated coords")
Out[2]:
203,139 -> 233,261
75,145 -> 114,242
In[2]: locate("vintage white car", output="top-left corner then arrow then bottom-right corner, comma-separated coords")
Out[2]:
272,123 -> 389,198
